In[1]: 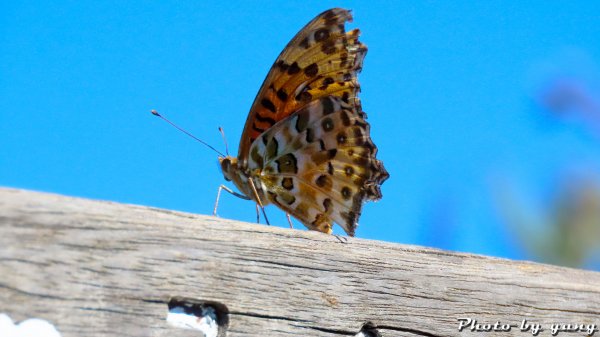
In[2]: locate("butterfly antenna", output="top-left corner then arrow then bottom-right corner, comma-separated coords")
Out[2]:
151,110 -> 225,157
218,126 -> 230,156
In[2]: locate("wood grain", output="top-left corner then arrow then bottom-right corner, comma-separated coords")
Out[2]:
1,187 -> 599,336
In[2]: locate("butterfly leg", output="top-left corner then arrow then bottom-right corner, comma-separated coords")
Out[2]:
333,234 -> 348,244
286,213 -> 293,229
255,204 -> 260,223
213,185 -> 250,216
247,178 -> 270,226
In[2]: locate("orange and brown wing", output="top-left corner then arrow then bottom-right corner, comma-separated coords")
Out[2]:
238,8 -> 367,165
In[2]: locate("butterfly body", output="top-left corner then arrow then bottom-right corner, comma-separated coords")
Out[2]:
218,8 -> 388,236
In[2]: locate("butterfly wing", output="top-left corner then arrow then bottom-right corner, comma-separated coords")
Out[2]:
248,96 -> 389,236
238,8 -> 367,167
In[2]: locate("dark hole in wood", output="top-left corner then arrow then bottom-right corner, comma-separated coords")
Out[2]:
167,297 -> 229,337
358,322 -> 381,337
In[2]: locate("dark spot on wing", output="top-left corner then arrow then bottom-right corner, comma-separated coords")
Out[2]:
316,174 -> 332,189
295,91 -> 313,102
295,113 -> 309,132
299,37 -> 310,49
276,88 -> 288,101
275,153 -> 298,174
337,131 -> 347,144
261,98 -> 276,113
304,63 -> 319,77
276,60 -> 288,72
319,139 -> 326,150
353,127 -> 364,145
287,62 -> 301,75
327,149 -> 337,159
323,198 -> 332,212
322,97 -> 335,115
340,110 -> 351,126
266,137 -> 278,159
342,91 -> 350,103
280,193 -> 296,205
282,177 -> 294,190
355,119 -> 368,129
256,114 -> 276,127
344,165 -> 354,177
322,117 -> 334,132
306,128 -> 315,143
341,186 -> 352,200
250,147 -> 263,167
314,28 -> 330,42
320,77 -> 335,90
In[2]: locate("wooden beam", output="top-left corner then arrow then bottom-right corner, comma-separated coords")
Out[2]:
1,187 -> 599,336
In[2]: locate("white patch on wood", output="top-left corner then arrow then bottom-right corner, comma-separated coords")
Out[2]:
0,314 -> 62,337
166,306 -> 218,337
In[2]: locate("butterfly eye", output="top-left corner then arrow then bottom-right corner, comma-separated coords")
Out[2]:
219,158 -> 232,181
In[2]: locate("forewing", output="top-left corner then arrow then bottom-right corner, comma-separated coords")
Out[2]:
248,96 -> 388,236
238,8 -> 367,165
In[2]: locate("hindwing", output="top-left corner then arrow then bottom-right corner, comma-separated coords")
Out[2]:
248,96 -> 388,235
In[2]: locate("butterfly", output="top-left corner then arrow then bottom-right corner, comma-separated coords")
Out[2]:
217,8 -> 388,236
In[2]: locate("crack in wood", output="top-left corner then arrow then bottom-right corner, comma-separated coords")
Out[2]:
235,256 -> 349,273
512,302 -> 600,316
296,324 -> 355,335
0,283 -> 68,301
229,311 -> 310,323
378,325 -> 444,337
76,306 -> 138,316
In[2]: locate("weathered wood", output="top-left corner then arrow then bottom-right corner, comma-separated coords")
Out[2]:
1,187 -> 599,337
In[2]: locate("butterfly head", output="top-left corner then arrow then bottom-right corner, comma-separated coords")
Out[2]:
218,155 -> 257,202
218,156 -> 238,182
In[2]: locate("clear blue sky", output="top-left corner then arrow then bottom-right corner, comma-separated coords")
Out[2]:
2,2 -> 600,264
